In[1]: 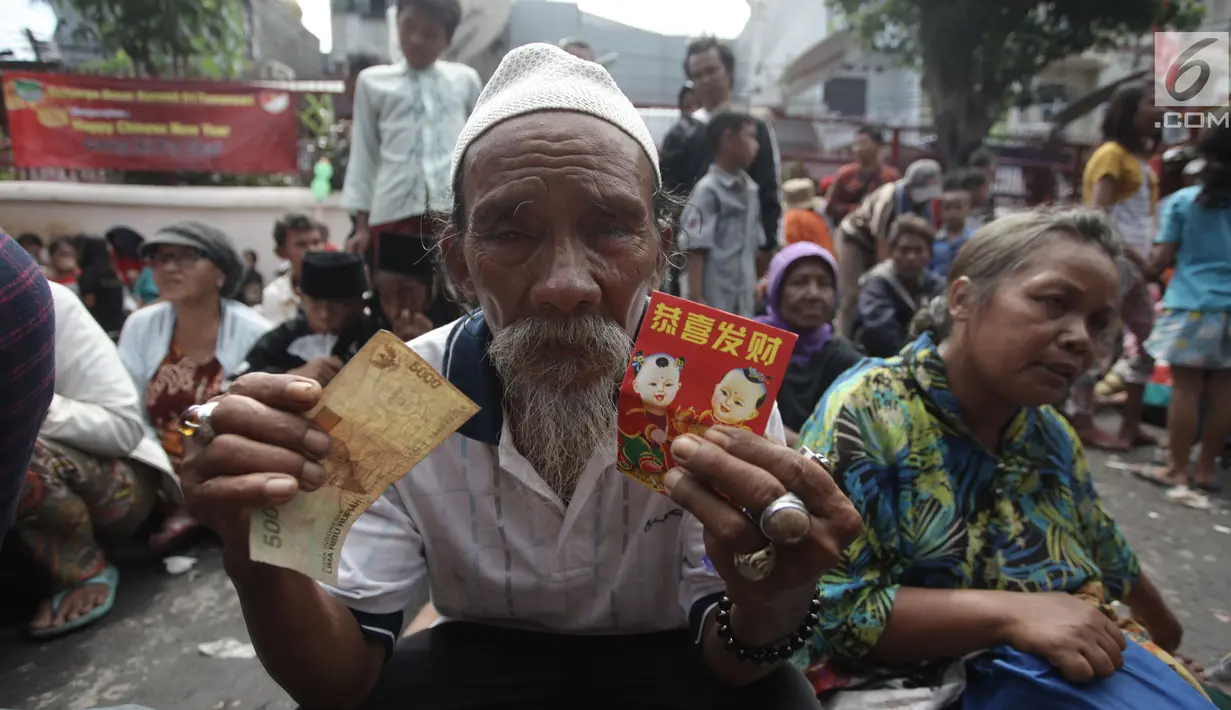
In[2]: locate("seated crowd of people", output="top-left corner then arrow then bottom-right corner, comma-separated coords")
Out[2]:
5,213 -> 452,640
2,32 -> 1229,710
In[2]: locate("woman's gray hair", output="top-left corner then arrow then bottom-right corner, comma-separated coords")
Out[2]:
910,207 -> 1123,341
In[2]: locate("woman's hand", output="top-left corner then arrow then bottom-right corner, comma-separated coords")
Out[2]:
179,374 -> 334,555
664,427 -> 862,610
1003,593 -> 1127,683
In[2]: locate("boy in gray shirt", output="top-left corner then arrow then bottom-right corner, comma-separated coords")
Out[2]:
680,111 -> 763,317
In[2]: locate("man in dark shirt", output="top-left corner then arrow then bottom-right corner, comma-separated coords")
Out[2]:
0,231 -> 57,543
239,251 -> 379,386
824,125 -> 900,227
661,37 -> 782,255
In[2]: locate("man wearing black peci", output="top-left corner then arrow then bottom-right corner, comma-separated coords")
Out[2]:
238,251 -> 380,387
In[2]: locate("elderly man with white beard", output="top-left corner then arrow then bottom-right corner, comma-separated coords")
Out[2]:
175,44 -> 862,710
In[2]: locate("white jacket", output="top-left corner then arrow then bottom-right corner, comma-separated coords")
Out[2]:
44,282 -> 179,499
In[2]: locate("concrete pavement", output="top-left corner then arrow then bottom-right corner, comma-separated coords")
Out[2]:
0,444 -> 1228,710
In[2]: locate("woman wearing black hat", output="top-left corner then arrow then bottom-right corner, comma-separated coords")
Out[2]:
117,220 -> 272,553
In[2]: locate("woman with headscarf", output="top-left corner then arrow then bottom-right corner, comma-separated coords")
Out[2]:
117,221 -> 271,553
756,242 -> 862,446
797,209 -> 1212,709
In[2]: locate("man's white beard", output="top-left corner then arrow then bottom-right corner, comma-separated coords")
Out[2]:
487,314 -> 632,502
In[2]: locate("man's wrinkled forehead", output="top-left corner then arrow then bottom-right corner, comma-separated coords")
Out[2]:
460,112 -> 657,206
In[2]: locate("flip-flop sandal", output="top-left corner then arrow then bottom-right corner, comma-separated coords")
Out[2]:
1192,481 -> 1224,494
1128,463 -> 1184,488
28,564 -> 119,640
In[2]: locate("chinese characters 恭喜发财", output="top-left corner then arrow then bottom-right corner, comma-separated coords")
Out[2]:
648,301 -> 783,367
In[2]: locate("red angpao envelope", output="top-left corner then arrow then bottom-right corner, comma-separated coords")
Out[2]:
617,292 -> 798,493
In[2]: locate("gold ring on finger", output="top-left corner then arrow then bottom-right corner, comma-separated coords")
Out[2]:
178,401 -> 220,446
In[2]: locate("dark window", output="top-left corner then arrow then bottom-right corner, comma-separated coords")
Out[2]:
824,77 -> 868,118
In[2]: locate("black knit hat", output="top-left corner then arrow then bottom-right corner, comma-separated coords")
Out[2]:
375,233 -> 434,284
300,251 -> 368,300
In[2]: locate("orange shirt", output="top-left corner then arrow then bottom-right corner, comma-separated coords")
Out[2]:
783,208 -> 835,255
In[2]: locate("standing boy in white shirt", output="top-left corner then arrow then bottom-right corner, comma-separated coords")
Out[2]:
342,0 -> 481,272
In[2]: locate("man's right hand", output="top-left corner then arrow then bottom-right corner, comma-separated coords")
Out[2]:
345,226 -> 371,254
1003,592 -> 1127,683
289,356 -> 343,386
180,374 -> 333,555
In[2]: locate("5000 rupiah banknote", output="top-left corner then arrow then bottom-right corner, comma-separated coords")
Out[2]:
249,331 -> 479,583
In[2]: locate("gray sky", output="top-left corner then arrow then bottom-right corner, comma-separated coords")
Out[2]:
2,0 -> 750,59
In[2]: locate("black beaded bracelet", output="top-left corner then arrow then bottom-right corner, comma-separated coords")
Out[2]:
715,591 -> 821,665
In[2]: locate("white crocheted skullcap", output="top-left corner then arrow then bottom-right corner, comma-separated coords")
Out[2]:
449,43 -> 660,188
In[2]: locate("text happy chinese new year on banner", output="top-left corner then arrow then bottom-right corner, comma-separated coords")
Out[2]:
2,72 -> 299,174
617,292 -> 798,494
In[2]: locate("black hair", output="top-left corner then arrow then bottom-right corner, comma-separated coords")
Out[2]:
942,173 -> 964,191
16,232 -> 43,249
346,53 -> 381,77
104,226 -> 144,258
1101,82 -> 1154,154
889,213 -> 936,248
273,213 -> 318,247
705,110 -> 755,152
683,36 -> 735,82
735,368 -> 770,408
396,0 -> 462,40
856,125 -> 884,144
959,169 -> 989,191
677,81 -> 695,109
1197,109 -> 1231,209
76,235 -> 117,277
49,237 -> 77,257
966,146 -> 995,169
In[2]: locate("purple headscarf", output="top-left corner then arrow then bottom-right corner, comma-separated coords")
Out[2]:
756,242 -> 838,365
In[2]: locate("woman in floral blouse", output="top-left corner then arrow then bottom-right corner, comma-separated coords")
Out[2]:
798,209 -> 1211,708
118,220 -> 270,553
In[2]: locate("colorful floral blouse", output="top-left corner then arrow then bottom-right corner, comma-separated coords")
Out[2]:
144,343 -> 224,471
797,333 -> 1141,665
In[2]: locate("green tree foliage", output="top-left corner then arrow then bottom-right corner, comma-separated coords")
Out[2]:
65,0 -> 249,79
827,0 -> 1204,166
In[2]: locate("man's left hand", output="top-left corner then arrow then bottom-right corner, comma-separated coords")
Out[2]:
664,427 -> 862,608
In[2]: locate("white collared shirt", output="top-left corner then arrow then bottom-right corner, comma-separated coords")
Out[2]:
260,273 -> 298,326
342,60 -> 483,225
323,315 -> 786,643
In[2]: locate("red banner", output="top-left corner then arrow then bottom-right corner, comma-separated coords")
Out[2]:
2,72 -> 298,174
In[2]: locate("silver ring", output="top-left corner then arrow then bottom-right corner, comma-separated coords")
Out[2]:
759,492 -> 811,545
179,401 -> 220,447
800,446 -> 833,474
733,543 -> 777,582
